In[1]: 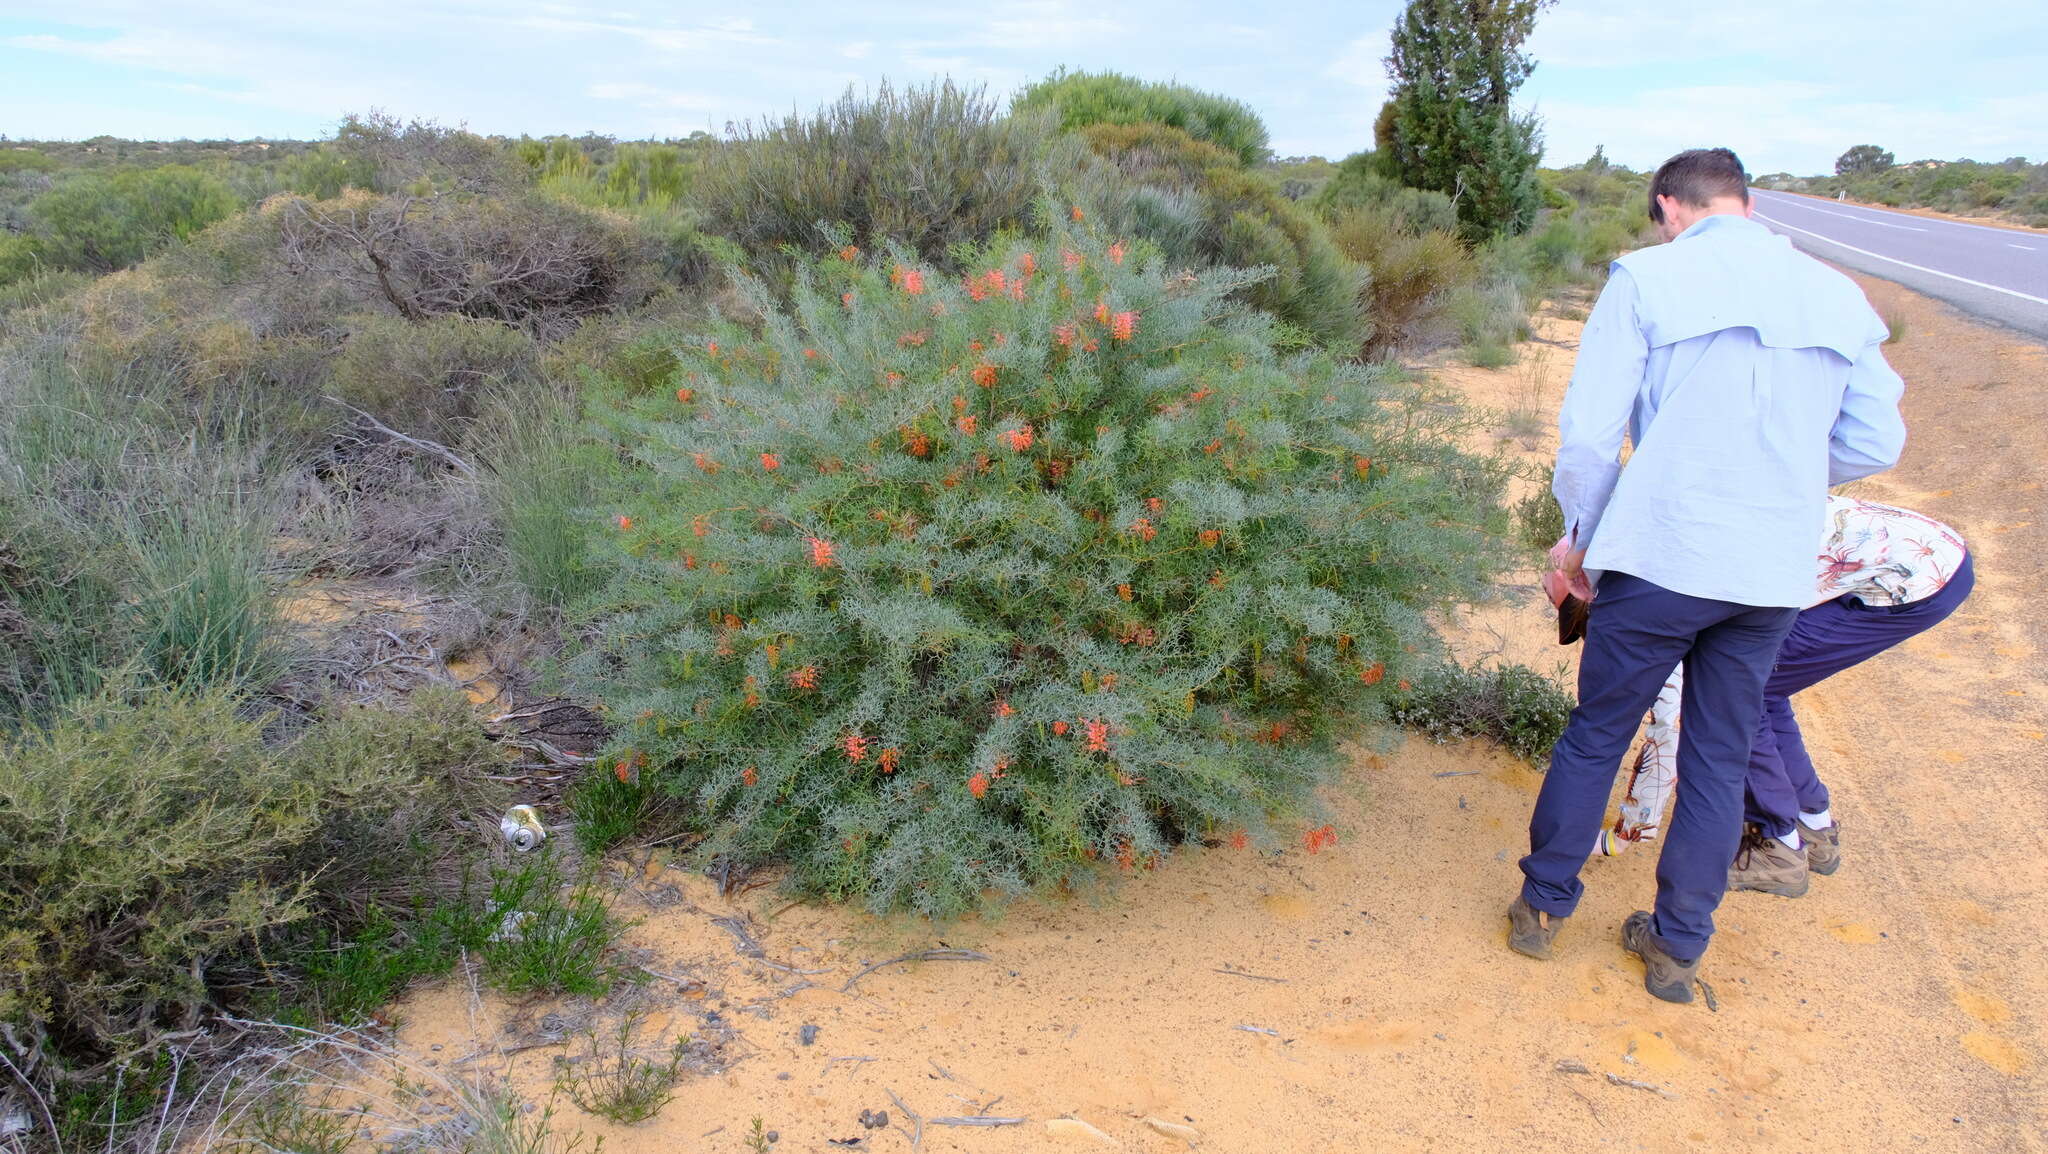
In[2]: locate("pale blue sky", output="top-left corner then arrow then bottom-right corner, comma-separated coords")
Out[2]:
4,1 -> 2044,176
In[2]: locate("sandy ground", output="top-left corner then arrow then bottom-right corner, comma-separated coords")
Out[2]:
367,282 -> 2046,1152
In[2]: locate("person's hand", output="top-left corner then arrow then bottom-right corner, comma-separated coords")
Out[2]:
1548,534 -> 1596,602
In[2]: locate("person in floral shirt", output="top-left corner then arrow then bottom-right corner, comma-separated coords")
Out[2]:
1565,496 -> 1972,895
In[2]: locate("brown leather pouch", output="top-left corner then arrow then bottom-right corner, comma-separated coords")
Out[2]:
1558,593 -> 1589,646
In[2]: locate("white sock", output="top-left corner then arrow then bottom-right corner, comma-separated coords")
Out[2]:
1778,828 -> 1803,851
1800,808 -> 1833,831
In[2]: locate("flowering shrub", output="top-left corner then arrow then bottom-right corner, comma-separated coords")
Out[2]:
572,222 -> 1509,915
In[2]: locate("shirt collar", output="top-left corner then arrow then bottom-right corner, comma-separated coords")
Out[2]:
1674,212 -> 1762,241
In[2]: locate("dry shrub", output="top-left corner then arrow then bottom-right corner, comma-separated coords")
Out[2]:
1327,204 -> 1471,356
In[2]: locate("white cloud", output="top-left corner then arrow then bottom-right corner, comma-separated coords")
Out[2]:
841,40 -> 873,59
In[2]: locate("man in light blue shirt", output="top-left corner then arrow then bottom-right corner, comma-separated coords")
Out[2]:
1506,148 -> 1906,1003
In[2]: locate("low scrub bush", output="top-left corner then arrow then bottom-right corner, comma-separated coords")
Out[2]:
1327,203 -> 1471,357
1514,465 -> 1566,553
568,225 -> 1510,916
25,164 -> 237,275
691,80 -> 1053,273
1391,659 -> 1573,764
0,683 -> 497,1061
1079,123 -> 1364,352
1014,70 -> 1271,167
329,311 -> 540,441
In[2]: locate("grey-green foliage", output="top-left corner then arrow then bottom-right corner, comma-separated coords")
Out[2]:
0,328 -> 288,721
1391,659 -> 1573,763
691,79 -> 1056,272
1014,69 -> 1273,167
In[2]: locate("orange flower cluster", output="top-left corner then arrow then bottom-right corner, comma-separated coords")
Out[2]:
1360,661 -> 1386,686
1018,252 -> 1037,275
1129,516 -> 1157,541
1094,300 -> 1111,324
1116,582 -> 1133,601
1228,829 -> 1251,850
1063,249 -> 1083,271
902,429 -> 932,458
803,348 -> 819,359
844,733 -> 870,762
968,772 -> 990,799
760,452 -> 781,471
706,340 -> 719,355
1304,824 -> 1338,854
994,698 -> 1016,717
1085,718 -> 1110,752
676,386 -> 694,403
839,244 -> 860,261
1053,323 -> 1076,347
890,265 -> 926,295
971,362 -> 998,388
1070,205 -> 1085,221
1110,311 -> 1137,341
842,291 -> 855,308
1199,529 -> 1221,548
692,452 -> 720,474
1002,423 -> 1034,452
1052,720 -> 1069,736
691,514 -> 709,537
805,536 -> 836,568
787,664 -> 819,690
615,515 -> 633,531
743,675 -> 760,708
741,765 -> 759,786
956,414 -> 978,436
1354,455 -> 1374,478
897,329 -> 929,348
1145,496 -> 1164,513
965,268 -> 1012,302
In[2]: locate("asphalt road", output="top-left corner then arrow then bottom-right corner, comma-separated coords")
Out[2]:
1748,188 -> 2048,339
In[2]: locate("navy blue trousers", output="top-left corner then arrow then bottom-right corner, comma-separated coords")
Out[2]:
1745,552 -> 1975,836
1521,572 -> 1797,962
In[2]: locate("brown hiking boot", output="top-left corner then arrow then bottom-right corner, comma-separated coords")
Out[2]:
1507,896 -> 1566,960
1802,819 -> 1841,876
1621,910 -> 1699,1004
1727,824 -> 1809,898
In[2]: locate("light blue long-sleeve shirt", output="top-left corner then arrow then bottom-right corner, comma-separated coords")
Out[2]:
1553,213 -> 1907,608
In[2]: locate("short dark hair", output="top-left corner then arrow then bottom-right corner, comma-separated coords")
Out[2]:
1648,148 -> 1749,223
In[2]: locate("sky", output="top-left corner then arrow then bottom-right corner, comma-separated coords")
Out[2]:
4,0 -> 2045,177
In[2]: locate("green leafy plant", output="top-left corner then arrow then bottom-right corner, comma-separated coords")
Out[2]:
1390,659 -> 1573,764
554,1010 -> 688,1124
477,853 -> 623,998
1015,69 -> 1272,167
569,223 -> 1510,916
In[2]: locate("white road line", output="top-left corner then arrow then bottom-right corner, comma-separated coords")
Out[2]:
1752,212 -> 2048,307
1769,201 -> 1926,232
2011,243 -> 2038,251
1753,190 -> 2047,240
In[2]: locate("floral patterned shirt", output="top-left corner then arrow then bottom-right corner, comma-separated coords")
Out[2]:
1814,496 -> 1968,607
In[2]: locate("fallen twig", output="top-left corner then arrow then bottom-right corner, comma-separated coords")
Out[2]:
886,1088 -> 923,1151
1432,770 -> 1480,778
1604,1073 -> 1671,1098
826,1056 -> 876,1075
710,915 -> 767,958
1234,1024 -> 1281,1037
930,1116 -> 1026,1127
1213,966 -> 1288,984
841,949 -> 990,992
324,395 -> 477,476
1697,977 -> 1719,1012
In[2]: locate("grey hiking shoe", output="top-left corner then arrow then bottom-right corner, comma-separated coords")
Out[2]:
1621,910 -> 1699,1004
1727,824 -> 1809,898
1802,819 -> 1841,876
1507,896 -> 1566,960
